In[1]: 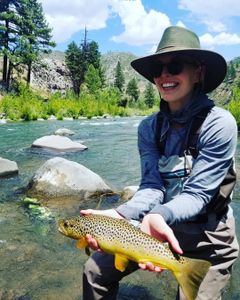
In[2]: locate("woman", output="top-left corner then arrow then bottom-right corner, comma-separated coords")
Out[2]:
81,26 -> 239,300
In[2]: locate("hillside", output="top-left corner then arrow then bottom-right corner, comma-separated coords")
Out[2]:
29,51 -> 149,94
101,51 -> 148,91
209,57 -> 240,106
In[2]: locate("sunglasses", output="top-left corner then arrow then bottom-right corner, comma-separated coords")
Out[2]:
151,59 -> 197,78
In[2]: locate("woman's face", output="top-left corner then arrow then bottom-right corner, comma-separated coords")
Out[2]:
153,54 -> 202,112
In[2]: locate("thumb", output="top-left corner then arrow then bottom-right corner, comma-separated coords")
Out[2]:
80,209 -> 94,215
167,232 -> 183,254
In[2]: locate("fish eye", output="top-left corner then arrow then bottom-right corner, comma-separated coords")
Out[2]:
63,221 -> 69,227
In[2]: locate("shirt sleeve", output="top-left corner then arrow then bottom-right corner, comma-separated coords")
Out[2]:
150,108 -> 238,225
116,114 -> 165,220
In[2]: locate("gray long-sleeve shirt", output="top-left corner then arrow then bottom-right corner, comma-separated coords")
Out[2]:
116,104 -> 237,225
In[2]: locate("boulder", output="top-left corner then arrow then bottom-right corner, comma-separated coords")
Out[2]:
28,157 -> 112,202
31,135 -> 87,152
54,128 -> 75,136
121,185 -> 138,201
0,157 -> 18,177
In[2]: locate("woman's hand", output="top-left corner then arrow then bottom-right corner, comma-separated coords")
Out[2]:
80,209 -> 124,251
139,213 -> 183,272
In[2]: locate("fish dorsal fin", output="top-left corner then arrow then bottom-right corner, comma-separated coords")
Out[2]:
76,237 -> 88,249
115,254 -> 129,272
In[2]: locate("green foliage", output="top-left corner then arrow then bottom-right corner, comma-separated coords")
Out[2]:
114,61 -> 125,93
126,78 -> 139,103
65,33 -> 103,96
0,83 -> 45,120
0,82 -> 160,121
225,61 -> 236,82
228,87 -> 240,128
0,0 -> 55,88
84,64 -> 102,95
144,82 -> 155,108
65,41 -> 84,96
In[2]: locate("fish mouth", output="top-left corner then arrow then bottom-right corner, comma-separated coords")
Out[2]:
58,226 -> 64,234
57,220 -> 67,235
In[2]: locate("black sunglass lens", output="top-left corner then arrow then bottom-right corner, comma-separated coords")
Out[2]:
152,60 -> 186,78
152,63 -> 163,78
167,61 -> 184,75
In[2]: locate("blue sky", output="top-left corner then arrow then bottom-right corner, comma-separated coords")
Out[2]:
39,0 -> 240,61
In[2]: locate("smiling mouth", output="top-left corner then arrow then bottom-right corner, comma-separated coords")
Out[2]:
162,82 -> 179,89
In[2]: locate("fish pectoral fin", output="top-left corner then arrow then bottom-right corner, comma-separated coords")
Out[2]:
114,254 -> 129,272
76,237 -> 88,250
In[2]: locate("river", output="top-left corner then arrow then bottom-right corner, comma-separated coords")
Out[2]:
0,117 -> 239,300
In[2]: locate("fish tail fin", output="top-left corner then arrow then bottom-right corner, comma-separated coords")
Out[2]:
173,257 -> 211,300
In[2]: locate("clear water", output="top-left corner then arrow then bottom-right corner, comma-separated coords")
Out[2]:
0,118 -> 239,300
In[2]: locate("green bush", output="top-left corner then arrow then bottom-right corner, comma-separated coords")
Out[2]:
0,84 -> 159,121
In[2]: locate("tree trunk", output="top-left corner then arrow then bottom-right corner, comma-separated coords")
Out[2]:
6,62 -> 13,91
2,55 -> 8,82
27,61 -> 32,85
2,19 -> 9,83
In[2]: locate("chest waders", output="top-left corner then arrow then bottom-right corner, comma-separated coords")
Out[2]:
155,107 -> 236,222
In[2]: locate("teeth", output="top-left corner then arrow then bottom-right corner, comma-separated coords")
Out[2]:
162,83 -> 176,88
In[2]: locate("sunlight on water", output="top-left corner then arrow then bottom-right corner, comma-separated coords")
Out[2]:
0,118 -> 239,300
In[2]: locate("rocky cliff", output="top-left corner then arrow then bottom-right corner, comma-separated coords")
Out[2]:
31,51 -> 148,94
31,51 -> 72,93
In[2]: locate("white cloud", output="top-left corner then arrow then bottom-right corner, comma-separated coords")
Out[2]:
178,0 -> 240,32
39,0 -> 111,42
200,32 -> 240,47
179,0 -> 240,17
39,0 -> 171,46
110,0 -> 171,45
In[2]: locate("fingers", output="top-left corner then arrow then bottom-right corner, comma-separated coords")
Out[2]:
85,234 -> 100,251
138,262 -> 164,273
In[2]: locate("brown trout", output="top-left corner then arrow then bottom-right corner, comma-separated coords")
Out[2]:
58,214 -> 211,300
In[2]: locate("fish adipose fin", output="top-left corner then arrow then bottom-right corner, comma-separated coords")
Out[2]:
173,257 -> 211,300
115,254 -> 129,272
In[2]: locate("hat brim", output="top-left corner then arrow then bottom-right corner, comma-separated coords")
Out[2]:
131,48 -> 227,93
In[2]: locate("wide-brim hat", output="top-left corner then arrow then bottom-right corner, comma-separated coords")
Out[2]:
131,26 -> 227,93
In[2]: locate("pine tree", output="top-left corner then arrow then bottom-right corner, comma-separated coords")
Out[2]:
126,78 -> 139,102
65,41 -> 83,96
84,64 -> 102,94
0,0 -> 22,84
228,61 -> 236,81
87,40 -> 105,87
0,0 -> 55,88
114,61 -> 125,93
65,28 -> 104,96
144,82 -> 155,108
18,0 -> 55,84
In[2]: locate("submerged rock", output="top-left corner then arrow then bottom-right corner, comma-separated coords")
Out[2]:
54,128 -> 75,136
121,185 -> 138,201
31,135 -> 87,152
0,157 -> 19,177
28,157 -> 113,208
